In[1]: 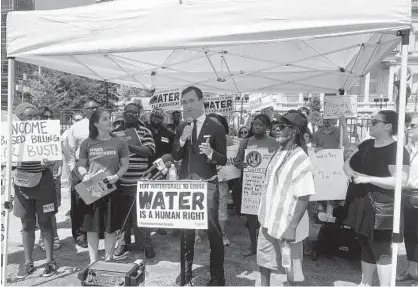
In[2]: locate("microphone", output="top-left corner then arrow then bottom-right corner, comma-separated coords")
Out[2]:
187,117 -> 193,143
142,154 -> 174,179
151,161 -> 172,180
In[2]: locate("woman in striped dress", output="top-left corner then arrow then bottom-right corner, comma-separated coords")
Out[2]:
257,111 -> 315,286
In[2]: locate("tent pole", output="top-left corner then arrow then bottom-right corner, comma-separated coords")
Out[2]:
390,29 -> 409,287
2,58 -> 15,286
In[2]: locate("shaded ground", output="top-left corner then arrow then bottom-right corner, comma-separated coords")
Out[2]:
3,189 -> 412,286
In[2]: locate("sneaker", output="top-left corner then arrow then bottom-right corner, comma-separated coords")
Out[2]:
75,236 -> 88,249
42,260 -> 57,277
317,212 -> 336,223
144,244 -> 155,259
114,245 -> 130,258
222,234 -> 230,246
16,262 -> 35,279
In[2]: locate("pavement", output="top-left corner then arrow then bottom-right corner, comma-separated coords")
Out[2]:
1,187 -> 413,286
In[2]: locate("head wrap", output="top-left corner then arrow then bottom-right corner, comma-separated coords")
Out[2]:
253,114 -> 271,127
14,103 -> 37,118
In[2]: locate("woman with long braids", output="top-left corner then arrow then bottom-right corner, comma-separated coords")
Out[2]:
257,111 -> 315,286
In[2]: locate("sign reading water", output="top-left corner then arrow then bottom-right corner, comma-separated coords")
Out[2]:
1,120 -> 62,163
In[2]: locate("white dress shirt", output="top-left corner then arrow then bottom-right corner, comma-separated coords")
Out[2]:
407,143 -> 418,189
179,114 -> 213,159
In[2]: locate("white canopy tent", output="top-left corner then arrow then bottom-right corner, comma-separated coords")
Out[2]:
3,0 -> 412,285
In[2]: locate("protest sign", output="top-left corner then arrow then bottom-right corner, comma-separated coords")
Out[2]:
204,95 -> 233,115
241,148 -> 272,215
75,172 -> 117,205
149,89 -> 181,110
137,180 -> 208,229
323,95 -> 357,119
1,120 -> 62,163
218,144 -> 241,181
308,148 -> 348,201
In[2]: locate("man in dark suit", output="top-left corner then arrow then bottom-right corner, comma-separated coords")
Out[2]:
172,86 -> 226,286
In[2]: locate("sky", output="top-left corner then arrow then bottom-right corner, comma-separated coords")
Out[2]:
35,0 -> 96,10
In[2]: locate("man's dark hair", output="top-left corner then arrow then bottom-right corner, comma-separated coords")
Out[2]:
172,111 -> 181,116
38,106 -> 53,116
124,102 -> 141,112
182,86 -> 203,100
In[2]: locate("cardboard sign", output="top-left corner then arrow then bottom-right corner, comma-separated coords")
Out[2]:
204,95 -> 233,115
241,148 -> 273,215
310,111 -> 323,126
323,95 -> 357,119
218,144 -> 241,181
149,89 -> 182,110
308,148 -> 348,201
1,120 -> 62,163
137,180 -> 208,229
75,172 -> 117,205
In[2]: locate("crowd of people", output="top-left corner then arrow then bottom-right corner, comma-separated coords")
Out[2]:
4,85 -> 418,286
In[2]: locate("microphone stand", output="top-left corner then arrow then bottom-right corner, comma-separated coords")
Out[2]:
180,132 -> 192,286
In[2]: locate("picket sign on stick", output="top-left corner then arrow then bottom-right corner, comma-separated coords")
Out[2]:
137,180 -> 208,229
204,95 -> 234,115
1,120 -> 62,163
149,88 -> 182,110
323,95 -> 357,119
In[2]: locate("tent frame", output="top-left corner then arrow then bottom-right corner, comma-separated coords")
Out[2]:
1,28 -> 411,287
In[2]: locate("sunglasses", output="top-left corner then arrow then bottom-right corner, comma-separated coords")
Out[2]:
371,119 -> 387,126
125,110 -> 139,115
240,131 -> 249,135
41,115 -> 52,120
409,124 -> 418,129
277,124 -> 293,131
85,106 -> 98,110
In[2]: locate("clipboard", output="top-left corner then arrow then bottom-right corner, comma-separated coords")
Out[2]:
75,172 -> 116,205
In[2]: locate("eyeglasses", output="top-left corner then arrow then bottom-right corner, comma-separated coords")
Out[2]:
409,124 -> 418,129
240,131 -> 249,135
85,106 -> 98,111
277,124 -> 293,131
371,119 -> 387,126
125,110 -> 139,115
41,115 -> 52,120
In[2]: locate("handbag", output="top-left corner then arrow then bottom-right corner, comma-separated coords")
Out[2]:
367,191 -> 394,230
13,170 -> 42,188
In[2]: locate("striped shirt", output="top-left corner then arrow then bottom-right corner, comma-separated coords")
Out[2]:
258,146 -> 315,241
17,162 -> 44,173
113,122 -> 155,186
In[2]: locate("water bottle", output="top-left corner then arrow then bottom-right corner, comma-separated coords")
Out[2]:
168,164 -> 178,180
281,242 -> 291,269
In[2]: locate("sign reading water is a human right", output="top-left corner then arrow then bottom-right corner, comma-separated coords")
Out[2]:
137,180 -> 208,229
204,95 -> 233,115
1,120 -> 62,163
323,95 -> 357,119
241,148 -> 273,215
149,89 -> 182,110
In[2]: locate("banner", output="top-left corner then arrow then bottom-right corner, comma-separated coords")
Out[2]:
149,89 -> 182,110
1,120 -> 62,163
218,144 -> 241,181
323,95 -> 357,119
241,148 -> 273,215
204,95 -> 233,114
137,180 -> 208,229
308,148 -> 348,201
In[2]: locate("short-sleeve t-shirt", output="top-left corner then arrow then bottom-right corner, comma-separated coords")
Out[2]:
313,126 -> 341,149
79,136 -> 129,176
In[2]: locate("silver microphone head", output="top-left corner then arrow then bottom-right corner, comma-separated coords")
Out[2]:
187,117 -> 193,125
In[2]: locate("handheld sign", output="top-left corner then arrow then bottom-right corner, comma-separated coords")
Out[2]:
204,95 -> 234,115
218,144 -> 241,181
149,89 -> 181,110
308,148 -> 348,201
323,95 -> 357,119
137,180 -> 208,229
75,172 -> 117,205
1,120 -> 62,163
241,148 -> 273,215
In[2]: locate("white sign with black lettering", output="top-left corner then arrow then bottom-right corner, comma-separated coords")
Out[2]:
137,180 -> 208,229
204,95 -> 234,115
1,120 -> 62,163
149,89 -> 182,110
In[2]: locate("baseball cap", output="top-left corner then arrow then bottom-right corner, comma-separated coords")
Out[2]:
278,111 -> 308,131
